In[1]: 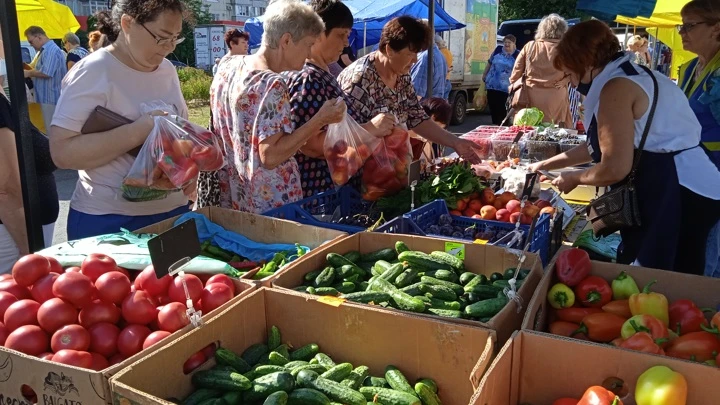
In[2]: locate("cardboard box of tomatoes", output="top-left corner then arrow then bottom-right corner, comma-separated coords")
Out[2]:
110,287 -> 495,405
470,330 -> 720,405
0,254 -> 256,405
523,247 -> 720,367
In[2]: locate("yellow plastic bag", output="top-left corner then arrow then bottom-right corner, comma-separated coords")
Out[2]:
473,82 -> 488,110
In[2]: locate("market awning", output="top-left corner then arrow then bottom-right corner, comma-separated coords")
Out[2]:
17,0 -> 80,39
576,0 -> 657,21
614,0 -> 690,27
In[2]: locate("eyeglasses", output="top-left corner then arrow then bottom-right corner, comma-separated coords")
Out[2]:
139,23 -> 185,46
676,22 -> 708,33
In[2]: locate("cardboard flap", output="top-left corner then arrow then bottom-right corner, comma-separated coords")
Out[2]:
469,331 -> 519,405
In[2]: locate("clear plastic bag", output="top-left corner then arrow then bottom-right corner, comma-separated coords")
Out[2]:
324,112 -> 381,186
122,101 -> 225,202
361,125 -> 412,201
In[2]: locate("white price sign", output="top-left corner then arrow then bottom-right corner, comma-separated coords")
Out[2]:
194,27 -> 211,68
210,26 -> 226,61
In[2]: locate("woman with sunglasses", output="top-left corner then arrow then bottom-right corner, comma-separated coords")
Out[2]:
49,0 -> 191,240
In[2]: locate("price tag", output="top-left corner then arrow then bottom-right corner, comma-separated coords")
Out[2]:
408,160 -> 422,185
148,218 -> 201,278
473,239 -> 489,245
317,296 -> 346,307
444,242 -> 465,259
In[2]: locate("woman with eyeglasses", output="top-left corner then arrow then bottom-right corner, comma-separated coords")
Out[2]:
49,0 -> 191,240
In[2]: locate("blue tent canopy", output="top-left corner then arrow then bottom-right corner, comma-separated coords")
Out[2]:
244,0 -> 465,51
576,0 -> 657,21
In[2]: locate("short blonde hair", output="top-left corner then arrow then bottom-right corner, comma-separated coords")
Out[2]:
536,14 -> 568,40
262,0 -> 324,48
627,35 -> 645,50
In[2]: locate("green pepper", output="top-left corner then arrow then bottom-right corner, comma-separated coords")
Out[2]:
611,271 -> 640,300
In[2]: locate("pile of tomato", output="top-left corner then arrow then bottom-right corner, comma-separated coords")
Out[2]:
361,127 -> 412,201
0,253 -> 236,372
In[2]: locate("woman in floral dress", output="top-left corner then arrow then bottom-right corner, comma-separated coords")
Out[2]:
210,0 -> 346,213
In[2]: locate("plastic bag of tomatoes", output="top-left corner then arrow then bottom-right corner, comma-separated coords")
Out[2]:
361,125 -> 412,201
324,113 -> 381,186
122,101 -> 225,202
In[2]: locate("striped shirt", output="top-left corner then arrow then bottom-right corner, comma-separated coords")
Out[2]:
33,41 -> 67,105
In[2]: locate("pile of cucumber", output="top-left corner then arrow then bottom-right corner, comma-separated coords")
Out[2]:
292,242 -> 531,321
183,326 -> 441,405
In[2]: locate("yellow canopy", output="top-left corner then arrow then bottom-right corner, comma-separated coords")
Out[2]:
16,0 -> 80,39
615,0 -> 690,27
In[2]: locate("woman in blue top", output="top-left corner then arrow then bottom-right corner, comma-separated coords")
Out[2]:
482,35 -> 519,125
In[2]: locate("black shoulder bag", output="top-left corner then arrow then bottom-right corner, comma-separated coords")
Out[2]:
586,65 -> 659,237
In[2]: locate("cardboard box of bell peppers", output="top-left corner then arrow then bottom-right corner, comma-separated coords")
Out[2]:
523,247 -> 720,366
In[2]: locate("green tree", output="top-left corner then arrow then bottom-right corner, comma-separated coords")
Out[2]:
499,0 -> 582,22
171,0 -> 213,65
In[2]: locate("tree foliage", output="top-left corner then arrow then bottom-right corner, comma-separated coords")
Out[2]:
499,0 -> 582,22
172,0 -> 213,65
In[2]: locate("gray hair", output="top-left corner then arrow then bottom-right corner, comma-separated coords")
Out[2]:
434,34 -> 447,49
24,26 -> 46,37
63,32 -> 81,45
535,14 -> 568,40
262,0 -> 324,49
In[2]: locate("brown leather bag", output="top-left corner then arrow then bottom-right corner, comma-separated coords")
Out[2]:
509,42 -> 536,110
81,106 -> 141,156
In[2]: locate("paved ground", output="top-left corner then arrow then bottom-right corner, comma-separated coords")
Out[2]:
51,111 -> 492,245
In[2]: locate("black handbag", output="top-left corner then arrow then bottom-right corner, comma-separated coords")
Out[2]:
586,65 -> 659,237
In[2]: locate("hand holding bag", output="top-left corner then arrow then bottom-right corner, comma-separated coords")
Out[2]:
586,65 -> 659,237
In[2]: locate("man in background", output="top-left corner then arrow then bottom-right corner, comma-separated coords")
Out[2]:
23,26 -> 66,130
410,24 -> 449,100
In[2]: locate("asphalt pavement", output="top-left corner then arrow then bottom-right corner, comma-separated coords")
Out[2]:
51,111 -> 492,245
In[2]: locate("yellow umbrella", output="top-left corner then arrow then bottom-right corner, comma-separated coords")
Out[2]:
16,0 -> 44,11
16,0 -> 80,39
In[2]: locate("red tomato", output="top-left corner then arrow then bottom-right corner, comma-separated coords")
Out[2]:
12,254 -> 51,287
45,256 -> 63,274
95,271 -> 131,305
172,139 -> 194,157
4,299 -> 40,330
30,273 -> 58,304
117,324 -> 151,357
51,324 -> 90,352
0,292 -> 18,320
89,352 -> 109,371
134,265 -> 172,297
53,272 -> 94,308
0,274 -> 11,281
156,295 -> 172,306
108,353 -> 126,366
385,128 -> 409,150
37,298 -> 78,333
200,283 -> 234,314
65,266 -> 81,273
122,290 -> 159,325
157,302 -> 190,333
81,254 -> 118,283
142,330 -> 171,350
52,349 -> 93,369
117,267 -> 132,280
183,350 -> 207,374
206,274 -> 235,293
5,325 -> 49,355
168,274 -> 203,306
0,278 -> 31,300
78,300 -> 120,328
88,322 -> 120,358
0,322 -> 9,345
190,145 -> 224,171
38,352 -> 54,360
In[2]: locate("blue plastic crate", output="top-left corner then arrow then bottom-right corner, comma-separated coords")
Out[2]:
404,200 -> 551,265
262,186 -> 369,234
374,216 -> 423,235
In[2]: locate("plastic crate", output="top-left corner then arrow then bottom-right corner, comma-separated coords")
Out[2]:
373,216 -> 423,235
262,186 -> 368,234
404,200 -> 551,265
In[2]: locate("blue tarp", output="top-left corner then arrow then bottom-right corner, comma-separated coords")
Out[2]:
576,0 -> 657,21
245,0 -> 465,51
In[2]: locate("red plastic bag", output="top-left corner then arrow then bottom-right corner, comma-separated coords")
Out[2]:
361,126 -> 412,201
324,113 -> 381,186
122,102 -> 225,202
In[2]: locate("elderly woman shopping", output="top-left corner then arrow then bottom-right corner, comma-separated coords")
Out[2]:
211,0 -> 346,213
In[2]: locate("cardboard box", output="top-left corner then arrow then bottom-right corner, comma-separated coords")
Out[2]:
470,330 -> 720,404
272,232 -> 544,345
134,206 -> 347,286
111,288 -> 495,405
522,253 -> 720,331
0,281 -> 255,405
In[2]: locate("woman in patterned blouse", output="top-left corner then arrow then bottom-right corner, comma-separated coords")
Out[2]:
337,16 -> 484,163
287,0 -> 396,198
210,0 -> 346,213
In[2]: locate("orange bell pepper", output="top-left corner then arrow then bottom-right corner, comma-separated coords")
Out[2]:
578,386 -> 623,405
628,280 -> 669,327
573,312 -> 626,343
602,300 -> 632,319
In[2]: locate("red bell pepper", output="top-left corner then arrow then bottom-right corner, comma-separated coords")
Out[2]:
554,248 -> 592,287
556,307 -> 603,323
629,280 -> 669,327
191,145 -> 224,172
619,332 -> 666,355
577,386 -> 623,405
158,154 -> 200,188
669,299 -> 710,336
573,312 -> 626,343
602,300 -> 632,319
665,331 -> 720,362
574,276 -> 613,308
550,321 -> 588,340
620,315 -> 669,344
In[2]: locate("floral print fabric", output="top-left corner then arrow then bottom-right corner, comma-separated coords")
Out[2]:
210,56 -> 303,213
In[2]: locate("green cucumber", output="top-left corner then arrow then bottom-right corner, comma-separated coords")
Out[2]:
340,291 -> 391,304
426,308 -> 464,318
294,286 -> 311,292
466,284 -> 503,300
313,287 -> 339,296
320,362 -> 353,382
344,251 -> 361,263
268,351 -> 290,366
464,295 -> 509,318
276,344 -> 290,359
493,279 -> 524,289
459,272 -> 478,285
463,274 -> 487,292
489,272 -> 504,283
363,377 -> 390,388
313,353 -> 336,368
182,388 -> 222,405
414,382 -> 441,405
358,281 -> 369,291
397,251 -> 451,271
304,270 -> 322,282
360,248 -> 397,263
332,281 -> 356,294
296,370 -> 366,405
290,364 -> 328,377
268,326 -> 282,350
305,287 -> 317,295
341,366 -> 369,390
395,241 -> 410,254
429,251 -> 465,273
416,379 -> 437,394
326,253 -> 365,276
384,366 -> 416,397
394,268 -> 419,288
290,344 -> 320,361
419,276 -> 464,295
518,269 -> 531,280
197,399 -> 226,405
371,260 -> 392,277
380,263 -> 405,282
399,282 -> 426,296
314,267 -> 336,288
425,269 -> 458,283
243,372 -> 295,403
369,278 -> 425,313
284,360 -> 309,370
423,296 -> 461,310
222,391 -> 243,405
252,365 -> 288,379
215,347 -> 251,373
263,391 -> 288,405
359,387 -> 420,405
191,369 -> 252,392
418,284 -> 457,301
288,388 -> 331,405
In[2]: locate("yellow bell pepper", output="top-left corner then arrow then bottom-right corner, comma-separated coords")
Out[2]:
628,280 -> 669,327
635,365 -> 687,405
